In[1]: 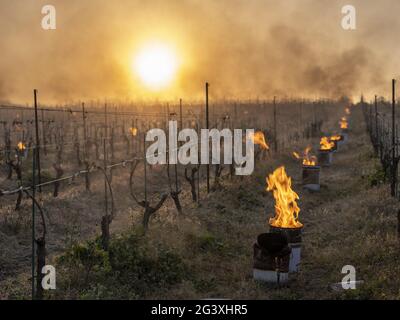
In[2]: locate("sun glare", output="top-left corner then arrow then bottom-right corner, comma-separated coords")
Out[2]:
133,43 -> 178,90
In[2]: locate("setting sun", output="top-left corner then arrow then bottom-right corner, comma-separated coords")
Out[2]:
133,43 -> 179,90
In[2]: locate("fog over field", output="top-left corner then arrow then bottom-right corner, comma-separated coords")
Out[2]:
0,0 -> 398,103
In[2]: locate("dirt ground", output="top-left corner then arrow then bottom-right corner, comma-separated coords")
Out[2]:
1,104 -> 400,300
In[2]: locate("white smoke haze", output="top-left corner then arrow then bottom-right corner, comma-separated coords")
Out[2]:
0,0 -> 398,104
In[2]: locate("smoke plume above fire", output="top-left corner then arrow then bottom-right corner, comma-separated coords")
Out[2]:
0,0 -> 398,104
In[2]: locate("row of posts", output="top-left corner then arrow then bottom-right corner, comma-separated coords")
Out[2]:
364,79 -> 398,198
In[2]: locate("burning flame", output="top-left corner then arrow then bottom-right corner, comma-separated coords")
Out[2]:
17,142 -> 26,151
249,131 -> 269,150
303,146 -> 317,166
267,166 -> 302,229
345,108 -> 351,115
129,127 -> 138,136
293,146 -> 317,166
320,137 -> 334,151
330,135 -> 342,141
293,151 -> 300,159
340,117 -> 348,129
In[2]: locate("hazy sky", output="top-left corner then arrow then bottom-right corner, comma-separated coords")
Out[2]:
0,0 -> 398,104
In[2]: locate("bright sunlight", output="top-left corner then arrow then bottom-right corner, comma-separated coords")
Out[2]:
133,43 -> 179,90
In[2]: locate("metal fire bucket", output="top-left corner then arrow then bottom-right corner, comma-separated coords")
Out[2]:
253,233 -> 291,283
334,135 -> 345,150
341,130 -> 349,143
269,226 -> 302,273
318,150 -> 333,167
302,165 -> 320,191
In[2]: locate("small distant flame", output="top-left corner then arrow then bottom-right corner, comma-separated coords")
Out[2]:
129,127 -> 138,136
340,117 -> 348,129
303,146 -> 317,166
293,146 -> 317,166
249,131 -> 269,150
267,166 -> 302,229
293,151 -> 300,159
345,108 -> 351,115
17,142 -> 26,151
320,137 -> 335,151
330,135 -> 342,141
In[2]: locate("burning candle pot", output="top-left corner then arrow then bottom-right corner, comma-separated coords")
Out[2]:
293,147 -> 320,191
318,137 -> 334,167
266,166 -> 303,273
339,117 -> 349,142
329,135 -> 344,151
16,141 -> 28,158
129,127 -> 138,136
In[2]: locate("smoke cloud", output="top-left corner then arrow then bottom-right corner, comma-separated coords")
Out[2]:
0,0 -> 398,104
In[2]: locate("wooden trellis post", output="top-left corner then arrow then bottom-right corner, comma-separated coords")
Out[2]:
205,82 -> 210,193
197,122 -> 201,203
33,90 -> 42,193
82,103 -> 91,191
41,109 -> 47,155
375,95 -> 379,152
391,79 -> 397,197
273,96 -> 277,152
31,147 -> 36,300
102,103 -> 109,250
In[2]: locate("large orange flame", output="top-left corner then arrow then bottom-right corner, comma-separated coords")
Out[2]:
267,166 -> 302,229
340,117 -> 348,129
249,131 -> 269,150
293,146 -> 317,166
320,137 -> 334,151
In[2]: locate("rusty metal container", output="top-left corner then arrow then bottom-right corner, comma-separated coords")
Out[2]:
341,130 -> 349,143
253,233 -> 291,283
302,165 -> 320,191
269,226 -> 302,273
333,135 -> 345,150
318,149 -> 333,167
